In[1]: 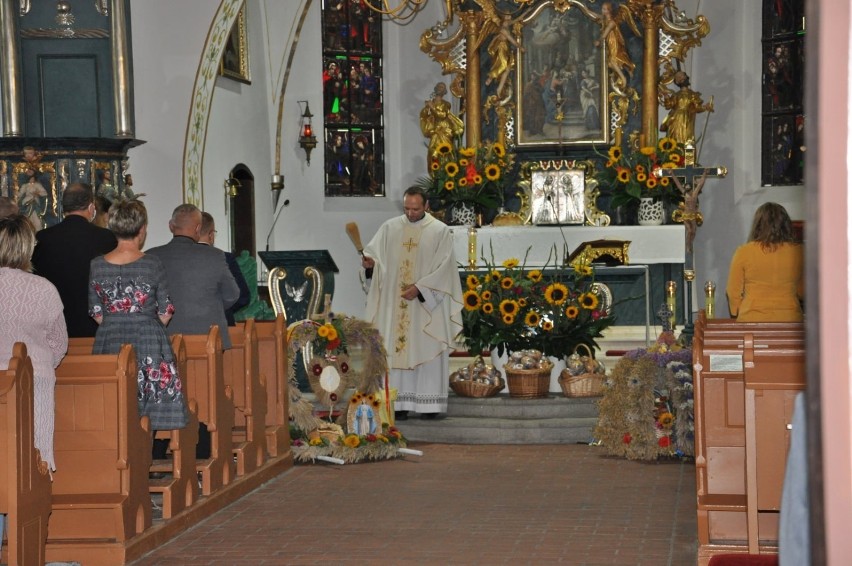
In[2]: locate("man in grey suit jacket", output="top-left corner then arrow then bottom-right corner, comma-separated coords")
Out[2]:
147,203 -> 240,348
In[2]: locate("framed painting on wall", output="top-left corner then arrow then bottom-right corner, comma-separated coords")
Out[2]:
516,3 -> 608,148
219,7 -> 251,84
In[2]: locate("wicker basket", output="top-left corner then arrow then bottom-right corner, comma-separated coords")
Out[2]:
449,357 -> 503,398
505,361 -> 553,399
558,371 -> 604,398
559,344 -> 605,398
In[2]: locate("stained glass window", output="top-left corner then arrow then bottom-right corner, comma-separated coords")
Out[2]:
761,0 -> 805,186
321,1 -> 385,197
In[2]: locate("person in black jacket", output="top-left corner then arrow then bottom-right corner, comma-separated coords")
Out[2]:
199,212 -> 250,326
32,183 -> 117,337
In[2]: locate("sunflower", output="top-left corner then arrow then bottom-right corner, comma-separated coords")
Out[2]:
658,411 -> 675,428
573,263 -> 593,277
499,299 -> 519,316
500,276 -> 514,289
502,258 -> 519,268
466,274 -> 480,289
325,325 -> 338,341
463,290 -> 481,311
481,290 -> 492,301
527,269 -> 543,282
492,142 -> 506,157
317,325 -> 329,338
646,176 -> 657,189
473,174 -> 483,184
608,146 -> 622,161
489,270 -> 501,283
459,146 -> 476,157
636,172 -> 647,183
430,160 -> 440,171
544,282 -> 569,305
565,305 -> 580,319
658,137 -> 676,152
445,162 -> 459,176
458,177 -> 468,186
635,164 -> 646,174
482,302 -> 494,314
640,146 -> 656,156
518,298 -> 527,307
616,167 -> 631,183
579,292 -> 599,310
485,164 -> 500,181
502,314 -> 515,325
343,434 -> 361,448
436,142 -> 452,155
524,311 -> 541,326
444,181 -> 455,191
660,177 -> 670,187
542,320 -> 554,331
459,158 -> 469,167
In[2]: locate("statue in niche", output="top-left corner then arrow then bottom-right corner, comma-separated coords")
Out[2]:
18,167 -> 48,230
419,81 -> 464,160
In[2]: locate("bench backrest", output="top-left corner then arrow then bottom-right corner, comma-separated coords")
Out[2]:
0,343 -> 52,566
255,315 -> 288,429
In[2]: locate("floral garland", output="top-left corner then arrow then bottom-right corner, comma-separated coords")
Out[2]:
286,314 -> 415,464
593,332 -> 694,461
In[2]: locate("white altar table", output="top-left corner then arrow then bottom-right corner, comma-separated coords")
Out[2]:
451,225 -> 685,267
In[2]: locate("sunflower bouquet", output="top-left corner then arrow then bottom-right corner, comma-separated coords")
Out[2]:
460,247 -> 616,360
596,136 -> 685,209
419,140 -> 511,214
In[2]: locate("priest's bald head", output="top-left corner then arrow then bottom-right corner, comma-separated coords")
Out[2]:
169,203 -> 202,241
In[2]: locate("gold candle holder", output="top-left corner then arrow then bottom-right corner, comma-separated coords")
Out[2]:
467,226 -> 477,270
704,280 -> 716,319
666,280 -> 677,330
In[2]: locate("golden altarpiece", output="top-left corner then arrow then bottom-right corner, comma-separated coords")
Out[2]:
418,0 -> 712,226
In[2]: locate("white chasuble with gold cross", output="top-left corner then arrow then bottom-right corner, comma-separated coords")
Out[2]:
364,214 -> 463,369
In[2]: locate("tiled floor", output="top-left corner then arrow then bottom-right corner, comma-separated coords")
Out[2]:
130,443 -> 697,565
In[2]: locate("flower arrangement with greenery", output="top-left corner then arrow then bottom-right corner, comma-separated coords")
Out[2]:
419,140 -> 512,214
596,136 -> 685,209
460,247 -> 616,360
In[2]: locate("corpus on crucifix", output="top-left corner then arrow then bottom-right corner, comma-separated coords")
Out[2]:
654,140 -> 727,343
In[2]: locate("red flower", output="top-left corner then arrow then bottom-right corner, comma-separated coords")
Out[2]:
327,338 -> 341,350
330,393 -> 338,402
365,434 -> 378,442
622,433 -> 632,444
658,436 -> 671,448
340,362 -> 349,373
312,364 -> 323,376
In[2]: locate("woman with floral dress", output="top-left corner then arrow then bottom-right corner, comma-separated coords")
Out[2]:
88,200 -> 188,453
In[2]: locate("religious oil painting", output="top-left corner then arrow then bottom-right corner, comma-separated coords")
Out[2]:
516,3 -> 608,148
219,7 -> 250,84
530,166 -> 585,225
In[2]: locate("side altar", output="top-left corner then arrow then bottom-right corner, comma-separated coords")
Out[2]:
453,225 -> 687,332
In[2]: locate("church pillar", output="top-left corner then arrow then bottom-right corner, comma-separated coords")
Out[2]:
110,0 -> 134,138
0,0 -> 23,136
462,12 -> 481,147
639,3 -> 663,147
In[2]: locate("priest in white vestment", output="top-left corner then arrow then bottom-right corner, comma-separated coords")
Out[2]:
362,187 -> 463,419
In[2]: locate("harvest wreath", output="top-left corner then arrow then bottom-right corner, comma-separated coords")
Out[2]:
286,314 -> 412,464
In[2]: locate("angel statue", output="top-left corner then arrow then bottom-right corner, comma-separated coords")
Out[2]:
474,0 -> 525,101
419,81 -> 465,160
660,70 -> 715,145
593,1 -> 640,92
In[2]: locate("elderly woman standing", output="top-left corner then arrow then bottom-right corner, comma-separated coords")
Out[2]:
0,215 -> 68,546
88,200 -> 188,457
726,202 -> 804,322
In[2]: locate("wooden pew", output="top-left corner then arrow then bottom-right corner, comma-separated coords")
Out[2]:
224,320 -> 267,476
148,335 -> 200,519
181,326 -> 235,496
692,311 -> 805,565
66,336 -> 94,356
0,343 -> 52,566
255,315 -> 291,458
50,344 -> 152,543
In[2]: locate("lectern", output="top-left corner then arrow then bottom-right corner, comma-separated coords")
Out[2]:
259,250 -> 339,390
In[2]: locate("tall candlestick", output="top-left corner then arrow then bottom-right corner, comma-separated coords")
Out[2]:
704,280 -> 716,319
666,280 -> 677,330
467,226 -> 477,270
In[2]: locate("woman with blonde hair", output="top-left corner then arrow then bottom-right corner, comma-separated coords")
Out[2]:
726,202 -> 804,321
0,214 -> 68,549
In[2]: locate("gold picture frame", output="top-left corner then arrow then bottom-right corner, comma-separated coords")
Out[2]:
219,7 -> 250,84
529,164 -> 586,226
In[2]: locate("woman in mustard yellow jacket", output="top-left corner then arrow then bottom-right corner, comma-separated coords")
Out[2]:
726,202 -> 804,322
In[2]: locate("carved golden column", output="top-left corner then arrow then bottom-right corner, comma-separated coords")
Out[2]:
110,0 -> 134,137
637,1 -> 663,147
0,0 -> 23,136
462,11 -> 482,147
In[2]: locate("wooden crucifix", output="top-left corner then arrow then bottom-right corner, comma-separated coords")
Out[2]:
655,142 -> 727,254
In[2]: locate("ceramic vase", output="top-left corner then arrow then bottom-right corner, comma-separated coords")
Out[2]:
637,197 -> 665,226
450,202 -> 478,226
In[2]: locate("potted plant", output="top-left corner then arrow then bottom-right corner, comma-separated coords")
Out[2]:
418,140 -> 512,225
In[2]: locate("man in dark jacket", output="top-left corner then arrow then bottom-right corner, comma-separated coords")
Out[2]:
198,211 -> 250,325
31,183 -> 117,337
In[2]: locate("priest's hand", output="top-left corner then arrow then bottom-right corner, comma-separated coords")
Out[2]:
401,284 -> 420,301
362,256 -> 375,269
